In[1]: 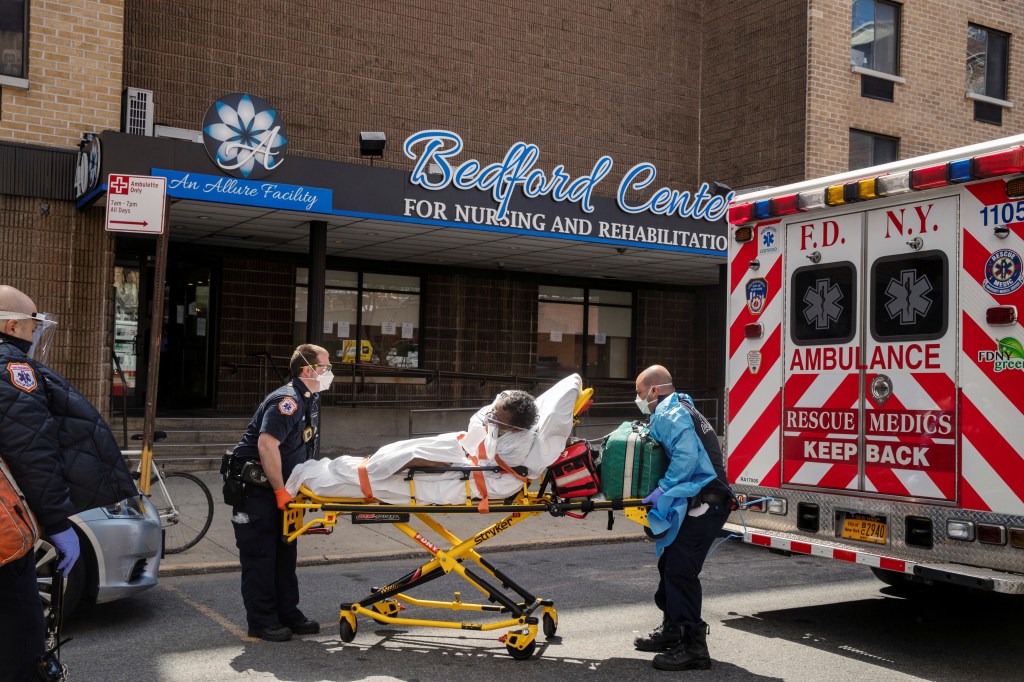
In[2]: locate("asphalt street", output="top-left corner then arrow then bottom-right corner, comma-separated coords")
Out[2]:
59,537 -> 1023,681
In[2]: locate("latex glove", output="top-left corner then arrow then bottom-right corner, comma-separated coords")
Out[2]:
50,527 -> 80,574
642,487 -> 664,507
274,488 -> 293,511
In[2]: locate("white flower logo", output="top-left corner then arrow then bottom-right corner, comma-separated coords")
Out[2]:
202,94 -> 287,179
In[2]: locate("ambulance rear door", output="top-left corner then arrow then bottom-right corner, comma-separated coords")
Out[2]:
782,212 -> 863,489
862,195 -> 958,501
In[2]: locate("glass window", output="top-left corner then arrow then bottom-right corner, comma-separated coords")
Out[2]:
0,0 -> 28,81
870,252 -> 948,342
851,0 -> 900,75
967,24 -> 1009,101
537,286 -> 632,378
295,269 -> 420,368
790,263 -> 857,346
850,129 -> 898,170
112,265 -> 140,399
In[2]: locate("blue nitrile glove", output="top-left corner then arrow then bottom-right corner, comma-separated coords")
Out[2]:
642,487 -> 664,507
50,527 -> 80,574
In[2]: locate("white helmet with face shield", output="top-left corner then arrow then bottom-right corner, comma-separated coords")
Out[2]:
0,310 -> 58,363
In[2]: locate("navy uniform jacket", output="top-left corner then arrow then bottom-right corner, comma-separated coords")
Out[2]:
0,337 -> 138,535
233,377 -> 319,483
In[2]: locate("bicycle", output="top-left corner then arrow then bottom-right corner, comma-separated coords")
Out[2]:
124,431 -> 214,554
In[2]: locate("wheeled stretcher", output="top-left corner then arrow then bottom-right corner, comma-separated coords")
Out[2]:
281,383 -> 652,659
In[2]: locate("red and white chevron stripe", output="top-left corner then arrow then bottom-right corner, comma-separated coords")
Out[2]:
728,220 -> 783,488
960,180 -> 1024,516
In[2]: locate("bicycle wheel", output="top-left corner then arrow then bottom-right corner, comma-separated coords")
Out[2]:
151,472 -> 214,554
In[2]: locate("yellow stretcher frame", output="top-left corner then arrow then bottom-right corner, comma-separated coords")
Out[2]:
283,483 -> 649,659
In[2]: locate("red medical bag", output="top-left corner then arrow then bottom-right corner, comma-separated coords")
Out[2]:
549,441 -> 600,499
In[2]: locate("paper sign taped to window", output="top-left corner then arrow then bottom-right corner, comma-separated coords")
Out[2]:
382,321 -> 396,335
402,322 -> 414,339
550,330 -> 563,342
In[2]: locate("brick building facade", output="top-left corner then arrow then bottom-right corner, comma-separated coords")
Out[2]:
2,0 -> 1023,422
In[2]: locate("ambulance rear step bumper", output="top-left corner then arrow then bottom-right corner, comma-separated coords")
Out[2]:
723,522 -> 1024,594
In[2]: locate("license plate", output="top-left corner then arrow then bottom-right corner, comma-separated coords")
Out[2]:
840,514 -> 887,545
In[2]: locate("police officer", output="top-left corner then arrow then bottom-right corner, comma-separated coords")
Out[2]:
231,343 -> 332,642
632,364 -> 732,672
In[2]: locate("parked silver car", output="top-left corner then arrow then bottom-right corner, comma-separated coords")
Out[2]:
36,492 -> 162,616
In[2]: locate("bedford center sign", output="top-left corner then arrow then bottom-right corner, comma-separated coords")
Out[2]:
105,174 -> 167,234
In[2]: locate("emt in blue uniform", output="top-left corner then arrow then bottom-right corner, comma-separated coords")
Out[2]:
632,364 -> 732,671
231,343 -> 332,642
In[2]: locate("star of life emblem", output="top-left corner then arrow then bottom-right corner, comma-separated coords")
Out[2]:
884,269 -> 933,325
278,397 -> 298,415
7,362 -> 38,393
802,279 -> 844,330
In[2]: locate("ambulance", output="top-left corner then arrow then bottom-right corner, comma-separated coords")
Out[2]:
724,134 -> 1024,593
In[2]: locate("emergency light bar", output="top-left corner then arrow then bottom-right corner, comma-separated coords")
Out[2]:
728,144 -> 1024,226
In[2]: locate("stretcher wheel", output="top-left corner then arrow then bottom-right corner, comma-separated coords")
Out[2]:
339,614 -> 357,643
542,612 -> 557,638
506,639 -> 536,660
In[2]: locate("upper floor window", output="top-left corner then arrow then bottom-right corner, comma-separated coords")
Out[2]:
967,23 -> 1010,125
851,1 -> 902,101
0,0 -> 28,87
851,0 -> 901,76
849,129 -> 898,171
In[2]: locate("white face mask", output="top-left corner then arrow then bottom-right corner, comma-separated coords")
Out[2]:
302,354 -> 334,392
635,383 -> 673,415
314,369 -> 334,392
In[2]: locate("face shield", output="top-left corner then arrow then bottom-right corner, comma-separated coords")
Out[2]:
0,311 -> 59,363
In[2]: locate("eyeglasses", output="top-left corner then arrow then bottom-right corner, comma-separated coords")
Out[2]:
484,410 -> 525,434
308,363 -> 334,373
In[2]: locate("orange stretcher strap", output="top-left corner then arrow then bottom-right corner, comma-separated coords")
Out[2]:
357,457 -> 375,502
466,455 -> 489,513
494,454 -> 529,484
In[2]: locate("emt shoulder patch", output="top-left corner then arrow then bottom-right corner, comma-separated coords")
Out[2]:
7,362 -> 38,393
278,397 -> 298,415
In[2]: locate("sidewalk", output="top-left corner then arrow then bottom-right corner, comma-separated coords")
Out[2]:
158,471 -> 649,576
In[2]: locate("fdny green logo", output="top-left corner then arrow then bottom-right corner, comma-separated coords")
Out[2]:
977,337 -> 1024,372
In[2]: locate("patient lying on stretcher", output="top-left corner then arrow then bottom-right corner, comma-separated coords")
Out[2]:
285,374 -> 582,505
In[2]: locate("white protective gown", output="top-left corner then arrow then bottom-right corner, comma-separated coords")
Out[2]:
285,374 -> 582,504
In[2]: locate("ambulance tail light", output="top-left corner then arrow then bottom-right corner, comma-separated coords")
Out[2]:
910,164 -> 950,190
977,524 -> 1007,546
770,194 -> 800,216
797,189 -> 826,211
744,323 -> 763,339
946,519 -> 975,541
1009,527 -> 1024,549
986,306 -> 1017,326
796,502 -> 819,533
876,172 -> 912,196
905,516 -> 933,549
733,225 -> 754,243
1007,177 -> 1024,198
767,498 -> 787,515
753,200 -> 772,220
729,204 -> 755,226
971,145 -> 1024,178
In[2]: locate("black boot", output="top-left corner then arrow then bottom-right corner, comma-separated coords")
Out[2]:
634,618 -> 682,652
652,623 -> 711,671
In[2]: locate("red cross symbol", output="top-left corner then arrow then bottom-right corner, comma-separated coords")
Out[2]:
110,175 -> 130,194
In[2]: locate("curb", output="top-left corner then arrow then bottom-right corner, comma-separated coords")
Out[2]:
158,533 -> 650,577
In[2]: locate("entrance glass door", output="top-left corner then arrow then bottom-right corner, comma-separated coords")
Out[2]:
159,261 -> 216,408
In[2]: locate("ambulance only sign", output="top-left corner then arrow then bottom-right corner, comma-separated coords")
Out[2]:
105,174 -> 167,234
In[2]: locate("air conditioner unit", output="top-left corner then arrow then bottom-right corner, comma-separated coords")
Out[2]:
121,87 -> 154,136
